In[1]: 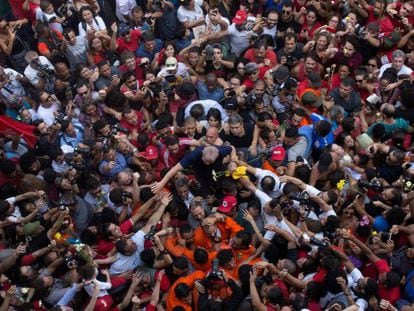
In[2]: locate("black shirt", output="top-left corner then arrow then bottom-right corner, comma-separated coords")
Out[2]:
221,123 -> 254,148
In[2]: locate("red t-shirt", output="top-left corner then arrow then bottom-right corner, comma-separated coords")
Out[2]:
116,30 -> 142,54
375,259 -> 401,305
96,219 -> 133,255
244,48 -> 278,67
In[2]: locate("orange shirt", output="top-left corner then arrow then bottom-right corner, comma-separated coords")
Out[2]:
193,217 -> 244,251
166,270 -> 204,311
165,235 -> 217,271
262,160 -> 278,175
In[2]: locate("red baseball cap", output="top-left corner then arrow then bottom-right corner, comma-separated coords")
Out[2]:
217,195 -> 238,214
270,146 -> 286,161
232,10 -> 247,25
139,145 -> 158,160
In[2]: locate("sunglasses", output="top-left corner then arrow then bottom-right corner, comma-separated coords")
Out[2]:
282,10 -> 291,14
367,63 -> 377,67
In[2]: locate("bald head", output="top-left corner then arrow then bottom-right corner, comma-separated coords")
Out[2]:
205,127 -> 219,145
381,103 -> 395,118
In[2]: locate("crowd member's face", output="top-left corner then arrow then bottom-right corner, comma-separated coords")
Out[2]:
109,223 -> 122,238
328,16 -> 339,28
306,11 -> 317,25
255,46 -> 266,60
281,6 -> 293,21
392,56 -> 404,71
254,82 -> 265,97
104,149 -> 116,161
304,57 -> 316,72
284,136 -> 297,147
118,172 -> 132,185
373,1 -> 384,16
92,38 -> 103,51
284,37 -> 296,53
347,12 -> 357,26
133,9 -> 143,22
80,67 -> 93,79
124,239 -> 138,255
39,92 -> 53,107
185,122 -> 196,137
213,48 -> 222,62
400,3 -> 413,17
164,141 -> 179,155
186,0 -> 195,10
99,64 -> 111,78
208,117 -> 219,129
77,85 -> 90,98
267,12 -> 278,28
126,75 -> 137,90
66,31 -> 77,45
124,57 -> 136,71
316,36 -> 328,50
20,266 -> 37,279
255,103 -> 265,113
230,122 -> 244,137
165,45 -> 175,58
338,65 -> 350,79
344,135 -> 354,147
291,114 -> 303,127
176,185 -> 190,199
355,75 -> 365,88
124,110 -> 137,125
144,40 -> 155,52
181,230 -> 194,245
343,41 -> 355,57
82,9 -> 93,23
100,124 -> 111,137
367,59 -> 378,73
191,205 -> 205,221
65,123 -> 76,137
201,219 -> 217,237
339,83 -> 352,98
0,20 -> 9,34
188,52 -> 199,66
37,122 -> 49,135
229,77 -> 241,89
206,76 -> 217,91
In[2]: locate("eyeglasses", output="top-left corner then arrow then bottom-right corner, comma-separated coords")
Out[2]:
367,63 -> 377,67
121,30 -> 130,37
282,10 -> 291,15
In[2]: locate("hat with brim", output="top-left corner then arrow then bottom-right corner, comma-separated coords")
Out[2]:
138,145 -> 158,160
165,57 -> 178,71
270,146 -> 286,161
217,195 -> 238,213
232,10 -> 247,25
23,221 -> 41,237
302,91 -> 323,108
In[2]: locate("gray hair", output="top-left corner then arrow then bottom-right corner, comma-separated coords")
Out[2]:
330,105 -> 345,119
24,51 -> 38,65
392,49 -> 406,60
228,113 -> 244,125
202,146 -> 219,163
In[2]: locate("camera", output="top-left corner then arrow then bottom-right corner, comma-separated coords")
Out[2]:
111,124 -> 129,135
291,191 -> 310,205
204,44 -> 214,62
144,225 -> 156,241
37,63 -> 54,79
225,88 -> 236,97
53,112 -> 66,125
309,236 -> 329,248
73,146 -> 91,156
354,24 -> 366,39
357,179 -> 383,192
65,254 -> 79,269
210,259 -> 223,278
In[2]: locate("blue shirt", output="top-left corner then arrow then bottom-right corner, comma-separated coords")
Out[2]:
136,39 -> 164,62
98,152 -> 127,177
196,81 -> 224,102
59,121 -> 84,150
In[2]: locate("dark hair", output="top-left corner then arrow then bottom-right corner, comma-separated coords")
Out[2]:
175,283 -> 191,299
194,248 -> 208,264
217,249 -> 233,266
115,239 -> 129,255
19,152 -> 38,174
173,256 -> 189,270
235,230 -> 252,248
0,160 -> 16,175
206,108 -> 222,122
315,120 -> 331,137
261,176 -> 276,193
140,248 -> 157,266
141,30 -> 155,42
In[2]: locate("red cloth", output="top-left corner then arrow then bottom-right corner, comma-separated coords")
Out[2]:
0,115 -> 38,149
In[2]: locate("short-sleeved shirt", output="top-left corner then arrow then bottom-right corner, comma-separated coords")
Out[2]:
109,230 -> 145,274
116,30 -> 142,54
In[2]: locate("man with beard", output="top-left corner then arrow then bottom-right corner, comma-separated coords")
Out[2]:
53,62 -> 76,103
368,142 -> 405,184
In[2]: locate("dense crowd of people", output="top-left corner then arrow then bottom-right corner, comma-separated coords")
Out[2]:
0,0 -> 413,309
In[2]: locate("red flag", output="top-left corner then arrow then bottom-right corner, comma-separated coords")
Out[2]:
0,115 -> 38,149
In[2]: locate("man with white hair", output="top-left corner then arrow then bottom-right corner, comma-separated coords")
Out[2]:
151,145 -> 236,194
379,49 -> 413,78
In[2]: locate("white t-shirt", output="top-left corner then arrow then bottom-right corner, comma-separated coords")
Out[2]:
78,16 -> 107,37
115,0 -> 137,23
184,99 -> 228,122
157,62 -> 190,80
109,230 -> 145,274
37,102 -> 59,126
254,168 -> 283,198
227,23 -> 251,56
379,63 -> 413,78
205,15 -> 230,32
24,56 -> 55,87
84,279 -> 112,298
177,2 -> 204,24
